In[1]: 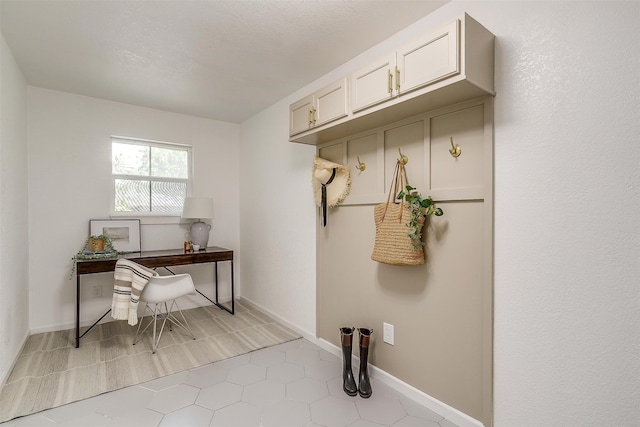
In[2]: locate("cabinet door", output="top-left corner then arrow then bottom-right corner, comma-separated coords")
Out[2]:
396,20 -> 460,95
350,53 -> 396,113
289,95 -> 314,136
314,78 -> 348,128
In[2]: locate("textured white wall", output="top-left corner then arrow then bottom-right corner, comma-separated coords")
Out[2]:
467,2 -> 640,425
241,1 -> 639,425
0,34 -> 29,385
6,1 -> 637,425
27,88 -> 240,332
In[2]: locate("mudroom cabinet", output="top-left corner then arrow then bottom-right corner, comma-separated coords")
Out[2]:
289,13 -> 494,146
299,12 -> 496,427
289,78 -> 348,136
351,19 -> 459,113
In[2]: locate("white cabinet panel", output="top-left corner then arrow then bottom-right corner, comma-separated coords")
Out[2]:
397,20 -> 460,95
290,96 -> 314,136
350,54 -> 396,113
315,78 -> 348,127
290,78 -> 348,137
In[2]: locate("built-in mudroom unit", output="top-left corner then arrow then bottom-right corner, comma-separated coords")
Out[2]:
290,13 -> 495,426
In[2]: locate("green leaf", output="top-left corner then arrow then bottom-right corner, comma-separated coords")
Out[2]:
435,208 -> 443,216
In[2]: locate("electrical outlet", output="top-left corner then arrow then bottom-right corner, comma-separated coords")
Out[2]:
92,285 -> 102,298
383,322 -> 394,345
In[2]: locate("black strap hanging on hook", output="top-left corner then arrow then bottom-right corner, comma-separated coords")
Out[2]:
321,168 -> 337,227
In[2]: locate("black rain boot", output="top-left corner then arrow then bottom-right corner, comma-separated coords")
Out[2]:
340,327 -> 358,396
358,328 -> 373,398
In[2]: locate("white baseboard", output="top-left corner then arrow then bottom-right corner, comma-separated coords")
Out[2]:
239,296 -> 483,427
29,294 -> 236,335
313,337 -> 484,427
237,296 -> 316,340
1,331 -> 29,387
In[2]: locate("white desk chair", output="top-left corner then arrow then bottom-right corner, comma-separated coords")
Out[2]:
132,267 -> 197,353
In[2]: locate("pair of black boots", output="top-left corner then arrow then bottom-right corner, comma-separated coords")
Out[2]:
340,327 -> 372,398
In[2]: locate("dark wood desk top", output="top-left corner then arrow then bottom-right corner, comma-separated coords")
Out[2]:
76,246 -> 233,275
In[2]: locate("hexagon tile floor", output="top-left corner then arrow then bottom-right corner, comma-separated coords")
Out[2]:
3,338 -> 460,427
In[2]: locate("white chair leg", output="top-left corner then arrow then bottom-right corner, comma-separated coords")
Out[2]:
151,303 -> 159,353
133,303 -> 152,346
132,299 -> 195,353
166,300 -> 195,340
132,303 -> 164,353
164,301 -> 172,332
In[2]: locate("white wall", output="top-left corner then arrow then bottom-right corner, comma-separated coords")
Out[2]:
240,1 -> 639,426
239,104 -> 317,336
27,87 -> 240,333
469,2 -> 639,425
0,34 -> 29,384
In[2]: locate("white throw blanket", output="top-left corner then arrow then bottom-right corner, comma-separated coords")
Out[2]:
111,259 -> 158,326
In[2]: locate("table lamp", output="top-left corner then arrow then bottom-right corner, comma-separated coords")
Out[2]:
182,197 -> 213,249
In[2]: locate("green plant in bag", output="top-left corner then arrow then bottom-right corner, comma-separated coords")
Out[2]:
396,185 -> 443,248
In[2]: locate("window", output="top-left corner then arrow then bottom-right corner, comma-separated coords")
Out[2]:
111,136 -> 192,215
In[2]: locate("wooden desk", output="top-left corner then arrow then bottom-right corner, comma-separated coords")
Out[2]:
75,247 -> 234,348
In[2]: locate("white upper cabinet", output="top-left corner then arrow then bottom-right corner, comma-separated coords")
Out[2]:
351,53 -> 396,113
290,13 -> 494,145
290,96 -> 315,136
315,79 -> 349,127
396,20 -> 459,95
289,78 -> 348,137
351,20 -> 459,114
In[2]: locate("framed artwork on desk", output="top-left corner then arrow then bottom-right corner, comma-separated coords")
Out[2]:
89,219 -> 141,252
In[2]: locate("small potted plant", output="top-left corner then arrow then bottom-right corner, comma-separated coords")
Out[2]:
70,235 -> 120,278
87,235 -> 108,252
396,185 -> 443,248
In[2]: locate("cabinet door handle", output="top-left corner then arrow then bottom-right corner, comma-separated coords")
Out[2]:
388,71 -> 393,94
396,67 -> 401,91
310,107 -> 317,126
308,108 -> 314,127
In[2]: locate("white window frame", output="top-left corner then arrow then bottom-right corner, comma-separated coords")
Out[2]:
110,136 -> 193,217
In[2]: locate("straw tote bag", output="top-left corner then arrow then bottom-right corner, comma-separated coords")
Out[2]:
371,160 -> 425,266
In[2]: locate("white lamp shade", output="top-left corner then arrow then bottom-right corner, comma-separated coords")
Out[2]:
182,197 -> 213,219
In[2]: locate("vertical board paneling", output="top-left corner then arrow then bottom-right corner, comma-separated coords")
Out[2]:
317,97 -> 492,425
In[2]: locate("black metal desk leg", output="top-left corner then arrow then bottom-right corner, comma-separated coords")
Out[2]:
76,275 -> 80,348
201,259 -> 233,315
230,261 -> 234,314
214,262 -> 219,304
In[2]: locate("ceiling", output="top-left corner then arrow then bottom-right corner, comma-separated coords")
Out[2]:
0,0 -> 448,124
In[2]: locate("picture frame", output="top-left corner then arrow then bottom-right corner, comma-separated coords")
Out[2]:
89,219 -> 141,252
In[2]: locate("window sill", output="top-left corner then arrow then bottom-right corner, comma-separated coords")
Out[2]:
109,214 -> 188,226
